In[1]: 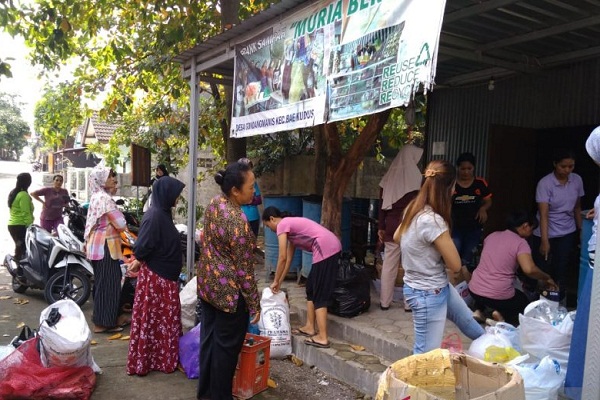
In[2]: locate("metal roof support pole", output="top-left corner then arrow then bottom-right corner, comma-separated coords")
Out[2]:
186,57 -> 199,281
583,232 -> 600,399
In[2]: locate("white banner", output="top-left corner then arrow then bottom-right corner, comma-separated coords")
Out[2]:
231,0 -> 446,137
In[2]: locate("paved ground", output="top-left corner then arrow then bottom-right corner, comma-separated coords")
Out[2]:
0,162 -> 364,400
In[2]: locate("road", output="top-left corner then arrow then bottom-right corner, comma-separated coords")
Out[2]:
0,161 -> 364,400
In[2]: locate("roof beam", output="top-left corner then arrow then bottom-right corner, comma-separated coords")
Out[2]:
444,0 -> 520,23
439,67 -> 514,86
479,15 -> 600,51
438,46 -> 537,73
540,44 -> 600,65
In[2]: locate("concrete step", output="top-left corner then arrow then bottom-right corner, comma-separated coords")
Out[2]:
291,299 -> 414,364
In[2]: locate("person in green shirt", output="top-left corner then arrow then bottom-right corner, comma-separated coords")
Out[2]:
7,173 -> 34,262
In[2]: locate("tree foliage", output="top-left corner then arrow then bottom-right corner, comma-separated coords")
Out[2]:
33,82 -> 84,151
1,0 -> 272,170
0,92 -> 30,159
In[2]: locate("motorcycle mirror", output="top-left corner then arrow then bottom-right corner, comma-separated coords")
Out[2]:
116,199 -> 125,205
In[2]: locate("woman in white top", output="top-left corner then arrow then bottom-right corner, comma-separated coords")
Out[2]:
394,160 -> 484,354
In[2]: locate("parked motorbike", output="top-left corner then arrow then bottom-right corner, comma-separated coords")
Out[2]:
31,161 -> 42,172
3,224 -> 93,306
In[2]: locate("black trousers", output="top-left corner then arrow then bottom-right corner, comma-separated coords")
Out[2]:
470,290 -> 529,327
91,246 -> 123,328
198,295 -> 249,400
8,225 -> 27,261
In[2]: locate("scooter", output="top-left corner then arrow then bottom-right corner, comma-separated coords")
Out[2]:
3,224 -> 93,307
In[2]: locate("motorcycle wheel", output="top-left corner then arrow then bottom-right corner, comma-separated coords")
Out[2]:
11,276 -> 28,294
44,267 -> 91,306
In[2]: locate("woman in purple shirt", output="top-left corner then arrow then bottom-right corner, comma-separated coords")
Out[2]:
262,206 -> 341,349
531,150 -> 584,302
31,174 -> 69,233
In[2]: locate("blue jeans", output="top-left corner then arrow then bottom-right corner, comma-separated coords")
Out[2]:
452,227 -> 482,271
404,283 -> 484,354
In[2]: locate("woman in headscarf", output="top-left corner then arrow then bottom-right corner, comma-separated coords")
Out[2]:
8,173 -> 34,263
377,144 -> 423,310
143,164 -> 169,212
127,176 -> 185,376
84,165 -> 129,333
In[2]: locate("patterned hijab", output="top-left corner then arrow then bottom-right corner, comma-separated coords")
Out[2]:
84,165 -> 118,240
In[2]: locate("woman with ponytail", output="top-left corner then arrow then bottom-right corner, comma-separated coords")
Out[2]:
7,173 -> 34,262
393,160 -> 484,354
197,161 -> 261,400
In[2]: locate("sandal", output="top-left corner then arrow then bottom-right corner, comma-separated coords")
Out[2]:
292,328 -> 316,337
305,338 -> 330,349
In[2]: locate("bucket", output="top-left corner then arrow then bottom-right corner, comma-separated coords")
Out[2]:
263,195 -> 303,275
301,196 -> 351,277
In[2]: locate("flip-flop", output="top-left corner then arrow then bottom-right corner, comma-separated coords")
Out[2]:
292,328 -> 316,337
94,326 -> 124,334
305,338 -> 330,349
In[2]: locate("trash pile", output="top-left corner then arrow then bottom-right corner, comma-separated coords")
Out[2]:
0,299 -> 98,400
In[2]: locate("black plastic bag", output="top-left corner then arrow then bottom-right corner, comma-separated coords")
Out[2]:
328,253 -> 371,318
10,325 -> 37,348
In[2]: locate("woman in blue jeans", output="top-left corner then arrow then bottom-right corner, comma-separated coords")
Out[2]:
394,160 -> 484,354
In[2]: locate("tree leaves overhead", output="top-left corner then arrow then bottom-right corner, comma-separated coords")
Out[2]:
1,0 -> 273,168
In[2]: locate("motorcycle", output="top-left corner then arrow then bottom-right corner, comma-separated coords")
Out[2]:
3,224 -> 93,306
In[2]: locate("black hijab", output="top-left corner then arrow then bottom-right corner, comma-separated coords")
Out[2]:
134,176 -> 185,281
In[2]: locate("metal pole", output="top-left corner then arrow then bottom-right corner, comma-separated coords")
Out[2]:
186,58 -> 199,281
582,231 -> 600,399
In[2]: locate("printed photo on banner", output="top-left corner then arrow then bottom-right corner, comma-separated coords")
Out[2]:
231,0 -> 446,138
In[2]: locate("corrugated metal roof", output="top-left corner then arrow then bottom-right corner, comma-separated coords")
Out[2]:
174,0 -> 600,87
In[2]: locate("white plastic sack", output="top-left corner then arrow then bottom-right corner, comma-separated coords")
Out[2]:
519,299 -> 574,369
38,299 -> 100,372
494,322 -> 522,352
180,276 -> 198,330
257,287 -> 292,359
468,325 -> 513,360
513,356 -> 565,400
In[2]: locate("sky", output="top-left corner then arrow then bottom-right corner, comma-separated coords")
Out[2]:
0,32 -> 45,129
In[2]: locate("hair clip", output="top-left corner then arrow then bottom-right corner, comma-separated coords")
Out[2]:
423,169 -> 437,178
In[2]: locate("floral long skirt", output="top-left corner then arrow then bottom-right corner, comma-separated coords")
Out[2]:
126,263 -> 182,375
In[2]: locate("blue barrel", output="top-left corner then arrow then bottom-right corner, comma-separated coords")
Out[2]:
301,196 -> 351,277
263,195 -> 303,276
579,213 -> 593,299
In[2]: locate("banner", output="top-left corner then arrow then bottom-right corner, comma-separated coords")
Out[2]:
231,0 -> 446,137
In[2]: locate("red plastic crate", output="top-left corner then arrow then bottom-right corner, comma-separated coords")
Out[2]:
232,333 -> 271,399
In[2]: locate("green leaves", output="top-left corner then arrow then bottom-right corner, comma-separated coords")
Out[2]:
0,92 -> 30,160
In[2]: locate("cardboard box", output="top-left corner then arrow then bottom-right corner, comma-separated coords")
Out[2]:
376,349 -> 524,400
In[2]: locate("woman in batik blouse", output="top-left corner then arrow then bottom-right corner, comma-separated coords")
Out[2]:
197,161 -> 261,400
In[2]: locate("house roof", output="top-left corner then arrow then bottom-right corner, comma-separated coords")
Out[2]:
174,0 -> 600,87
90,113 -> 121,142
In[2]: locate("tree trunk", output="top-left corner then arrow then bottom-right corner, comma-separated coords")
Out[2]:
321,109 -> 392,237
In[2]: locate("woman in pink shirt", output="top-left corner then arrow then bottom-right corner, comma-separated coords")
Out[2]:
31,174 -> 69,233
469,210 -> 557,326
262,206 -> 341,348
